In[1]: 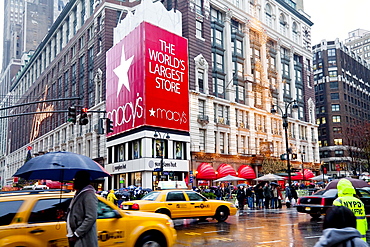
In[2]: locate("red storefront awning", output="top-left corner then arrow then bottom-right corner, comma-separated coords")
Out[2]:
237,165 -> 256,179
288,169 -> 315,180
303,169 -> 314,180
196,163 -> 217,180
217,163 -> 236,178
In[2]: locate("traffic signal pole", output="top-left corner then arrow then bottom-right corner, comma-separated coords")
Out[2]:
0,110 -> 70,118
0,98 -> 113,133
0,97 -> 80,111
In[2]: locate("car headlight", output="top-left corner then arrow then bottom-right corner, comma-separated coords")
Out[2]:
166,218 -> 174,228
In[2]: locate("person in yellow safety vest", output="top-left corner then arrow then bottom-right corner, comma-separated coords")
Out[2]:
107,189 -> 118,205
333,178 -> 368,242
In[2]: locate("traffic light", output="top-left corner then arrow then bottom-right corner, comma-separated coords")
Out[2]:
280,154 -> 287,160
79,108 -> 89,125
106,118 -> 114,133
321,165 -> 327,174
67,106 -> 76,124
292,153 -> 298,159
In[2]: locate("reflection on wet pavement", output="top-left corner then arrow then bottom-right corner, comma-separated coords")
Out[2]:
173,208 -> 325,247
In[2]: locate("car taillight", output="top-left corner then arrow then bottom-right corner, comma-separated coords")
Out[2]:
297,198 -> 301,205
131,203 -> 140,210
321,198 -> 325,206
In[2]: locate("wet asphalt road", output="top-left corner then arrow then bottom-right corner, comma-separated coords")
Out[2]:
172,207 -> 326,247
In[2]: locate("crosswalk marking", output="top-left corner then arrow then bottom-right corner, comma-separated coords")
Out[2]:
214,237 -> 233,242
257,240 -> 282,244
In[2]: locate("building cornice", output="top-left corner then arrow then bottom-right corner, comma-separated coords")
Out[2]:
275,0 -> 313,26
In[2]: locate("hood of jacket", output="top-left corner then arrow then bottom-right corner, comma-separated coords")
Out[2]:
314,227 -> 362,247
337,179 -> 356,197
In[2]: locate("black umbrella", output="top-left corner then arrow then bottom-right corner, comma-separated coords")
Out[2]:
325,177 -> 370,190
14,151 -> 111,181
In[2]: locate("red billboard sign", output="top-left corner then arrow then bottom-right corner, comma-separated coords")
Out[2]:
106,22 -> 189,136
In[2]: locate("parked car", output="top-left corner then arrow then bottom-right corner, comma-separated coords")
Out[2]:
295,188 -> 370,218
0,189 -> 177,247
121,189 -> 237,222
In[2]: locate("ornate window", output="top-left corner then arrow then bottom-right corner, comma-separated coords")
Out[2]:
279,14 -> 287,36
292,22 -> 298,43
265,4 -> 272,27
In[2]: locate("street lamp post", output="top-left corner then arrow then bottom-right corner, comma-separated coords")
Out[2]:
301,151 -> 305,181
271,100 -> 299,187
154,131 -> 170,180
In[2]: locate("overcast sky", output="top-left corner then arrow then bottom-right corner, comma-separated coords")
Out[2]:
0,1 -> 370,69
0,1 -> 3,70
304,0 -> 370,45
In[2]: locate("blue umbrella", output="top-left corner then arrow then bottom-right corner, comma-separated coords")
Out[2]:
13,151 -> 111,181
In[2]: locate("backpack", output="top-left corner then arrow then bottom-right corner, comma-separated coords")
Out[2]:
291,188 -> 298,199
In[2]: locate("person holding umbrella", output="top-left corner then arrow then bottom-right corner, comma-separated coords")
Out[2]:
67,170 -> 98,247
13,151 -> 111,247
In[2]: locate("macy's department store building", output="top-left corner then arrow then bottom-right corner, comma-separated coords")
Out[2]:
104,6 -> 190,190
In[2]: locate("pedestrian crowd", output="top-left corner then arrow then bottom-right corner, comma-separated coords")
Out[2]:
97,186 -> 152,208
195,182 -> 300,211
233,182 -> 294,211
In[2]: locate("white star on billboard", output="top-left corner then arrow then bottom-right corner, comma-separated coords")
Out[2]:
149,108 -> 156,116
113,44 -> 134,97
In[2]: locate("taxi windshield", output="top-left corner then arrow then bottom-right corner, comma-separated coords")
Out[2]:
141,191 -> 160,201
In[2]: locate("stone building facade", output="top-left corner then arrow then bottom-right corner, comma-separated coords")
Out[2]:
2,0 -> 320,188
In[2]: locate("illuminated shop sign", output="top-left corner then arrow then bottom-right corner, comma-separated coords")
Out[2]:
106,22 -> 189,136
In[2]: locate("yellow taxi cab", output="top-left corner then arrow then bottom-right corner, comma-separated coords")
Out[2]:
0,189 -> 176,247
121,189 -> 237,222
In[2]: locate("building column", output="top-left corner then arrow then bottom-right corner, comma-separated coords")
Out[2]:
229,103 -> 237,155
224,9 -> 234,101
289,49 -> 297,101
215,130 -> 220,154
244,22 -> 254,107
275,41 -> 283,103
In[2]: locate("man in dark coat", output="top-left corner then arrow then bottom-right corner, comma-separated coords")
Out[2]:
215,187 -> 223,200
285,183 -> 298,208
255,185 -> 264,209
67,171 -> 98,247
236,185 -> 246,215
263,183 -> 272,209
245,185 -> 255,209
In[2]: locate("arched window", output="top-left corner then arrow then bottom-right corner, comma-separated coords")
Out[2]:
265,4 -> 272,27
279,13 -> 287,36
292,22 -> 298,43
